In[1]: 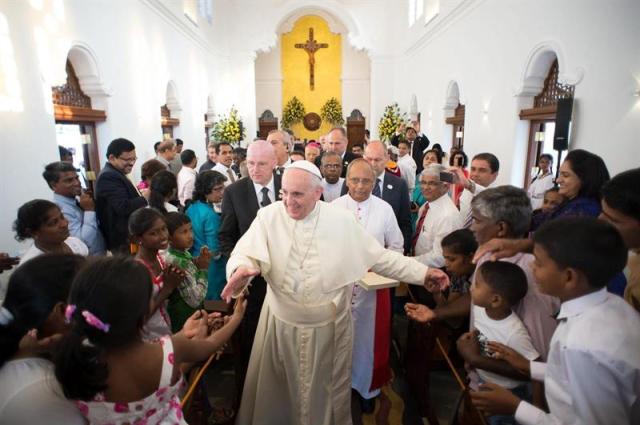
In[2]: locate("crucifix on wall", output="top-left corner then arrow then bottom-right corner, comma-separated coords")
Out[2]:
295,27 -> 328,91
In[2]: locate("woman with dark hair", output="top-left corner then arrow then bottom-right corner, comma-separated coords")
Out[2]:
527,153 -> 555,210
449,150 -> 469,207
0,254 -> 85,423
137,159 -> 165,191
14,200 -> 88,264
532,149 -> 609,229
148,170 -> 178,213
186,170 -> 228,299
431,143 -> 444,163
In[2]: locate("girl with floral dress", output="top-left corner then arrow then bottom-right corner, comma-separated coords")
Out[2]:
53,256 -> 246,425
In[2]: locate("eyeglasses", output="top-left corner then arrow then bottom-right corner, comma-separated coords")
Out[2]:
348,177 -> 374,185
117,156 -> 137,164
419,181 -> 444,187
322,164 -> 341,169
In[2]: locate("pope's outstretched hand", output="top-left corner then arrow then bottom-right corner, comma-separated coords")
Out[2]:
221,266 -> 260,302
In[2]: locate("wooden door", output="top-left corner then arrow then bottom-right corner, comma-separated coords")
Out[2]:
258,110 -> 278,139
346,109 -> 365,150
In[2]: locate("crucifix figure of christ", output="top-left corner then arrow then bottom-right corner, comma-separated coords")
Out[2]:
294,27 -> 329,91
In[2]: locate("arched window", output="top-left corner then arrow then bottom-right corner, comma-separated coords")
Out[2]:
445,103 -> 465,149
52,59 -> 106,191
519,59 -> 574,186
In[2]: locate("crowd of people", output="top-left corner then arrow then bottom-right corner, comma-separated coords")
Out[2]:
0,123 -> 639,425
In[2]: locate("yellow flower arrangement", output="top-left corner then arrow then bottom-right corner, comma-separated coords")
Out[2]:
282,96 -> 306,129
377,103 -> 409,142
211,106 -> 245,143
320,97 -> 344,126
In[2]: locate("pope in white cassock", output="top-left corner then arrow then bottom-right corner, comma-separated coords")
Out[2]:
221,160 -> 449,425
332,159 -> 404,411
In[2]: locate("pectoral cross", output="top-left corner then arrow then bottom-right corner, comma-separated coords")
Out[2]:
294,28 -> 328,91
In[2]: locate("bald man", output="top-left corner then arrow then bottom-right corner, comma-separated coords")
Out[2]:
317,127 -> 359,177
218,139 -> 282,397
362,141 -> 413,253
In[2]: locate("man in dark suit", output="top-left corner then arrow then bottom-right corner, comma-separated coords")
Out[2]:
391,126 -> 430,174
315,127 -> 359,177
218,139 -> 282,401
363,141 -> 413,253
95,138 -> 148,254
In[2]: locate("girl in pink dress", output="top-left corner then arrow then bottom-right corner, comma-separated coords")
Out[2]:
53,256 -> 246,425
129,208 -> 184,340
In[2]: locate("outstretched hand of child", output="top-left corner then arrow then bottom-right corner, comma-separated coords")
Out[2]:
194,246 -> 213,269
231,294 -> 247,321
404,302 -> 437,324
471,382 -> 521,416
487,341 -> 531,377
182,309 -> 224,339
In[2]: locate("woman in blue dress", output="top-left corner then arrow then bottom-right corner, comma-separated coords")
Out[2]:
185,170 -> 228,300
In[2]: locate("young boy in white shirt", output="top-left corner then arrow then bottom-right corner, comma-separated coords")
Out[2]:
471,217 -> 640,425
463,260 -> 539,425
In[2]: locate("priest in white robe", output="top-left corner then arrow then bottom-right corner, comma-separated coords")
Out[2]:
222,161 -> 449,425
332,159 -> 404,412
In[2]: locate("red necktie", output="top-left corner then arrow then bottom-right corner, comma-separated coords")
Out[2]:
411,203 -> 429,255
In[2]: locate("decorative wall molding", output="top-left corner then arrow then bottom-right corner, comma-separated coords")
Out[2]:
66,42 -> 111,111
166,80 -> 182,120
278,9 -> 346,35
403,0 -> 486,57
251,0 -> 366,55
138,0 -> 226,58
515,40 -> 584,98
443,80 -> 462,111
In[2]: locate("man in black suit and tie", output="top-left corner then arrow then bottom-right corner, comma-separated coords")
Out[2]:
363,141 -> 413,254
317,127 -> 359,177
391,126 -> 430,174
95,138 -> 148,254
218,139 -> 282,400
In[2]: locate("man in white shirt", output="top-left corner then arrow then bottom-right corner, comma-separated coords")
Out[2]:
332,159 -> 404,413
176,149 -> 197,206
155,140 -> 178,174
397,139 -> 417,196
412,164 -> 462,267
267,130 -> 291,175
320,151 -> 344,202
212,142 -> 238,186
471,217 -> 640,425
453,152 -> 500,228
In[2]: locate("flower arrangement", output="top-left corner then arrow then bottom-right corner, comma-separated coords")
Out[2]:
211,106 -> 245,143
320,97 -> 344,126
377,103 -> 409,142
282,96 -> 306,129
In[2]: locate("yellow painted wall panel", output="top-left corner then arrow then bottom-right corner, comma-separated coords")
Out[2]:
281,15 -> 341,141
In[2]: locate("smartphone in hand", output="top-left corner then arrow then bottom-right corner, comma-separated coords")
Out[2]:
439,171 -> 454,183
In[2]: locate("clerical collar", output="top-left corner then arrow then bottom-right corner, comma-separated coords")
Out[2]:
348,194 -> 371,206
